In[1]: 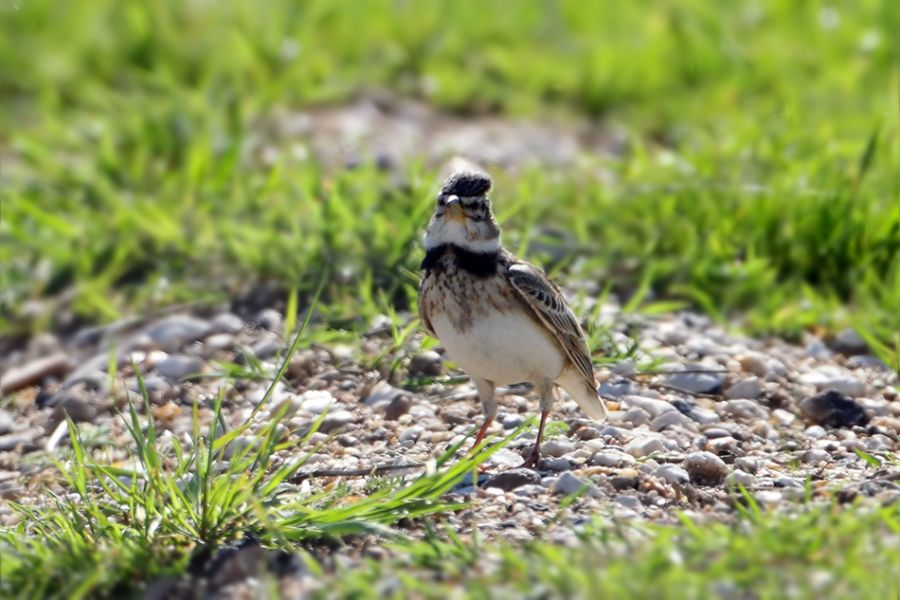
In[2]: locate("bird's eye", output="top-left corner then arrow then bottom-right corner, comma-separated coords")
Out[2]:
437,197 -> 446,207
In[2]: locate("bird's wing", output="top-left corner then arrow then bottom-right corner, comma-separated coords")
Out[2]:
506,261 -> 596,386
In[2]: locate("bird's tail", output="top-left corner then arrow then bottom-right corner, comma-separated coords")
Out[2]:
557,369 -> 608,422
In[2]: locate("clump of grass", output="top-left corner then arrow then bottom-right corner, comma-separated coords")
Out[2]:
0,310 -> 508,598
333,502 -> 900,598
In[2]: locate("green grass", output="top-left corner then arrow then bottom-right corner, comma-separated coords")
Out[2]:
331,502 -> 900,599
1,2 -> 900,595
1,0 -> 898,349
0,315 -> 510,598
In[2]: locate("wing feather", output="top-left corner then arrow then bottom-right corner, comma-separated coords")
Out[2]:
506,261 -> 596,386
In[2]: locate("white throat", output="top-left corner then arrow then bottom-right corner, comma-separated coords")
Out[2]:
424,222 -> 501,253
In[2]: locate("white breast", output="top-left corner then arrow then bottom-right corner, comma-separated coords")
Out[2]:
431,311 -> 565,385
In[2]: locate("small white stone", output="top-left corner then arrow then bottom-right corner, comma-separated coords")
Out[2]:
724,377 -> 764,400
624,437 -> 665,458
656,464 -> 690,485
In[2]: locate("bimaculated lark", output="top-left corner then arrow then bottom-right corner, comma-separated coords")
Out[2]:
418,170 -> 607,468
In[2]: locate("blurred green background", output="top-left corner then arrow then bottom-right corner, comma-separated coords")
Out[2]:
1,0 -> 898,350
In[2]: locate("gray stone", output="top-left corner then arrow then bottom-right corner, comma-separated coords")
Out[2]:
552,472 -> 591,496
502,413 -> 525,429
590,449 -> 637,468
830,327 -> 868,355
319,409 -> 355,433
724,377 -> 764,400
398,426 -> 423,443
252,338 -> 281,359
542,457 -> 573,471
651,410 -> 694,432
622,396 -> 675,418
799,367 -> 865,397
734,456 -> 761,474
683,451 -> 728,485
209,312 -> 245,335
804,425 -> 827,439
144,315 -> 210,350
799,390 -> 869,427
384,395 -> 412,421
723,399 -> 766,420
612,495 -> 642,509
667,370 -> 725,394
688,406 -> 720,425
624,437 -> 665,458
725,469 -> 755,489
598,378 -> 639,399
541,439 -> 575,457
298,390 -> 335,414
622,407 -> 651,427
738,353 -> 771,378
610,468 -> 641,490
255,308 -> 283,332
0,410 -> 13,436
363,381 -> 403,410
801,449 -> 831,464
155,355 -> 205,383
656,464 -> 690,485
408,351 -> 443,377
485,468 -> 540,492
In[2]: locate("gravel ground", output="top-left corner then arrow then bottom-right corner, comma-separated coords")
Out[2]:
2,298 -> 898,547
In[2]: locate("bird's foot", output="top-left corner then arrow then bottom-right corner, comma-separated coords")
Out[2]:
520,450 -> 542,470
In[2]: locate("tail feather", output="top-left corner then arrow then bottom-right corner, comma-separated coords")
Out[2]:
557,369 -> 608,422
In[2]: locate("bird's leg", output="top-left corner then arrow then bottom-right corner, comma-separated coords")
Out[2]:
521,379 -> 555,469
469,377 -> 497,453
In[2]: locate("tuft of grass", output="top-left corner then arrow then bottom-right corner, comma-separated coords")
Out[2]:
333,503 -> 900,598
0,304 -> 512,598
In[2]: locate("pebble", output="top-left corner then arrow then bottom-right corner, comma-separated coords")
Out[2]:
318,410 -> 356,434
799,366 -> 865,397
398,426 -> 424,443
255,308 -> 283,332
722,399 -> 766,420
667,370 -> 725,394
771,409 -> 796,427
210,312 -> 245,335
542,457 -> 573,472
725,469 -> 755,489
756,490 -> 783,505
622,408 -> 651,427
0,410 -> 13,435
407,351 -> 443,377
687,406 -> 720,425
801,449 -> 831,464
541,439 -> 575,457
723,377 -> 764,400
298,390 -> 336,414
551,472 -> 591,496
738,353 -> 770,378
155,355 -> 205,383
610,468 -> 641,490
598,378 -> 639,399
622,396 -> 674,418
145,315 -> 210,350
804,425 -> 827,439
384,395 -> 412,421
734,456 -> 761,474
683,451 -> 728,485
502,414 -> 525,429
655,464 -> 690,485
650,410 -> 694,432
589,449 -> 637,468
829,327 -> 868,355
799,390 -> 869,427
485,468 -> 540,492
613,495 -> 641,510
624,437 -> 665,458
363,381 -> 403,410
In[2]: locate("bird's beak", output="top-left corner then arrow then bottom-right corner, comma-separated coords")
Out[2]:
444,195 -> 465,223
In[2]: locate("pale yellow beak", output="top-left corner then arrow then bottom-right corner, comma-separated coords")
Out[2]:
445,195 -> 465,222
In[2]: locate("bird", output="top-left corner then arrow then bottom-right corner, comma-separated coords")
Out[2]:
418,169 -> 607,468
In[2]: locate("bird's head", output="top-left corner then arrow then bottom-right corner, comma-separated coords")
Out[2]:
424,170 -> 501,253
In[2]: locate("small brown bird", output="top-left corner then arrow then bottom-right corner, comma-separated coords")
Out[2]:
418,170 -> 607,467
